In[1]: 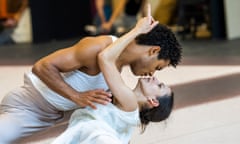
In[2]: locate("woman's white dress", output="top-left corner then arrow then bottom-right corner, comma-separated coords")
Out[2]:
51,103 -> 140,144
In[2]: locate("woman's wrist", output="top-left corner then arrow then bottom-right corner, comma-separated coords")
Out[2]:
131,27 -> 142,37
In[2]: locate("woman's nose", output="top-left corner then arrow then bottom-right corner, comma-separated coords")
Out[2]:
159,83 -> 164,87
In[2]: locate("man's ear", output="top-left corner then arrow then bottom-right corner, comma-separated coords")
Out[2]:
147,98 -> 159,107
149,46 -> 161,56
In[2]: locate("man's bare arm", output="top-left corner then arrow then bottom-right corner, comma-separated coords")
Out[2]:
32,36 -> 112,109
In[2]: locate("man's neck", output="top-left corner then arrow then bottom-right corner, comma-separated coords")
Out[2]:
116,49 -> 137,70
116,43 -> 147,70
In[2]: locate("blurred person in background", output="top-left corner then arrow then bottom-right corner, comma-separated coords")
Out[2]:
153,0 -> 177,26
0,0 -> 28,45
85,0 -> 113,35
86,0 -> 148,36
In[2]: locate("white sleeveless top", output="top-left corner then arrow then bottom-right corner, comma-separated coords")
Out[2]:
52,103 -> 140,144
27,35 -> 118,111
27,71 -> 108,111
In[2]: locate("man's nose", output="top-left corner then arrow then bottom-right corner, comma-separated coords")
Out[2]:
148,71 -> 154,76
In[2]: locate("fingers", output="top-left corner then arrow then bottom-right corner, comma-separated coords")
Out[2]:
75,89 -> 113,110
92,98 -> 111,105
86,95 -> 111,110
91,93 -> 112,103
146,3 -> 152,24
87,96 -> 111,110
147,3 -> 151,18
146,3 -> 158,27
87,102 -> 97,109
94,89 -> 112,100
151,20 -> 159,28
86,89 -> 112,109
95,89 -> 112,97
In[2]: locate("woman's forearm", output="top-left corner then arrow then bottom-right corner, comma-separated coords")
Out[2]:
100,3 -> 158,62
100,27 -> 140,62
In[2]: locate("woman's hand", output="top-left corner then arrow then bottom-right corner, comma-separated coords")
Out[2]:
134,4 -> 159,34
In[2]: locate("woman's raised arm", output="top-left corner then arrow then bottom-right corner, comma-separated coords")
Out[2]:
98,4 -> 158,111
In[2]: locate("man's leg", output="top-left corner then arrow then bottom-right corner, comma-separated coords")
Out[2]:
0,74 -> 64,143
0,113 -> 22,144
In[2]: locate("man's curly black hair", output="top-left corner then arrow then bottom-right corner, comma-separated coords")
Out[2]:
135,24 -> 182,67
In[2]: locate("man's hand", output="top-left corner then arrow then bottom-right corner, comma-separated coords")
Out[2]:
72,89 -> 112,109
134,3 -> 159,34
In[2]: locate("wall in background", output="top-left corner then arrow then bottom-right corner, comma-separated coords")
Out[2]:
224,0 -> 240,40
29,0 -> 92,43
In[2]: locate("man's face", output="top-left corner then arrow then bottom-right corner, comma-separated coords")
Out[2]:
130,54 -> 170,76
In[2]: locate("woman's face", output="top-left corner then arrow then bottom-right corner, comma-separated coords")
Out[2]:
138,76 -> 171,99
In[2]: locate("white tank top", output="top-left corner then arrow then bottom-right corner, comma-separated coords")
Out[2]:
27,35 -> 118,111
27,71 -> 109,111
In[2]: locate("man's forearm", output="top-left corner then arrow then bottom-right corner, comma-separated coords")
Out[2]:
32,61 -> 78,101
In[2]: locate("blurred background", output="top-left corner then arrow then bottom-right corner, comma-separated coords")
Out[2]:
0,0 -> 240,144
0,0 -> 239,45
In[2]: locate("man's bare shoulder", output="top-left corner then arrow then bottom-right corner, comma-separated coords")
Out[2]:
71,35 -> 113,65
73,35 -> 113,55
75,35 -> 113,48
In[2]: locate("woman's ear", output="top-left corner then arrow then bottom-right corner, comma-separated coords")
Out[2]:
147,97 -> 159,107
149,46 -> 161,56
